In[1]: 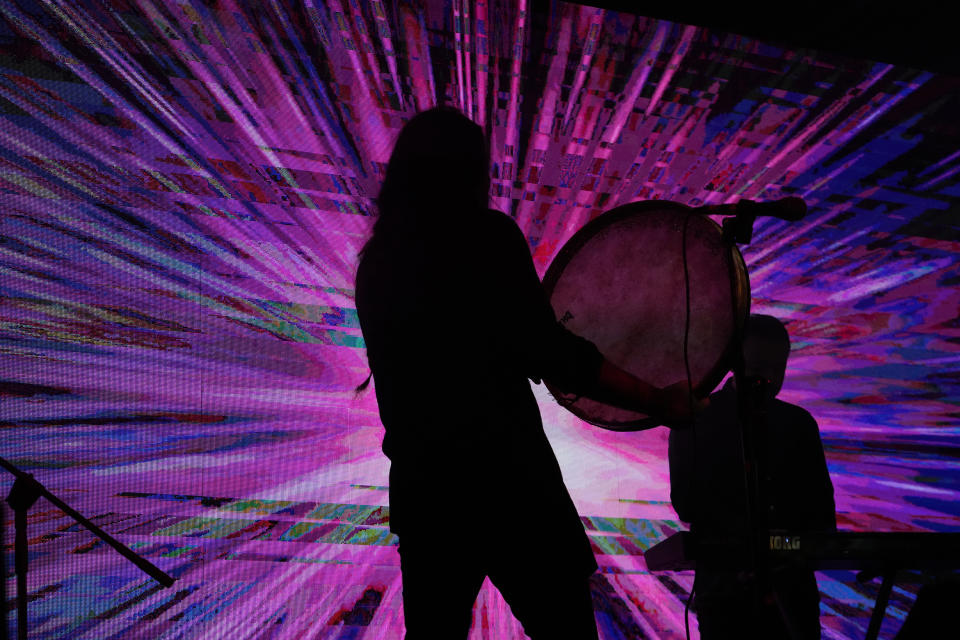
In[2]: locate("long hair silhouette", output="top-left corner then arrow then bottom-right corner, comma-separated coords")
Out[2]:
355,106 -> 489,394
366,106 -> 489,249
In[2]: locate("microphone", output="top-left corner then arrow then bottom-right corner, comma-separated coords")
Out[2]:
736,196 -> 807,221
700,196 -> 807,222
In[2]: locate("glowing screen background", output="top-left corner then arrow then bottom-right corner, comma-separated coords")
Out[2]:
0,0 -> 957,638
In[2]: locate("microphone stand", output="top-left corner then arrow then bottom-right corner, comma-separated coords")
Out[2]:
720,207 -> 804,640
1,494 -> 6,640
2,457 -> 175,640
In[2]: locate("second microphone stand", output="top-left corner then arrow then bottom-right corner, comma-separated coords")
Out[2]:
2,458 -> 175,640
721,210 -> 804,640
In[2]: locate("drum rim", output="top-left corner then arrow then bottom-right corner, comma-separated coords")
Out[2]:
542,200 -> 751,431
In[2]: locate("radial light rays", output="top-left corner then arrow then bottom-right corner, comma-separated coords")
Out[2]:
1,1 -> 958,638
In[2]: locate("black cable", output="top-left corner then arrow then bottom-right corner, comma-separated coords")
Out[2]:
685,574 -> 696,640
681,212 -> 696,640
681,213 -> 694,418
681,213 -> 696,513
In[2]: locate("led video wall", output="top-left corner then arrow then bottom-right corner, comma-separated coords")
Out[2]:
0,0 -> 957,638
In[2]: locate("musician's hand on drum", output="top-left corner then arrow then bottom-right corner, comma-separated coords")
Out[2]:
549,388 -> 580,409
585,359 -> 706,427
654,381 -> 707,428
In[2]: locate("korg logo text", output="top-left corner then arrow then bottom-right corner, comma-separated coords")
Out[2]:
769,535 -> 801,551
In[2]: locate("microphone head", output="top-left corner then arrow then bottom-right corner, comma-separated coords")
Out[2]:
778,196 -> 807,221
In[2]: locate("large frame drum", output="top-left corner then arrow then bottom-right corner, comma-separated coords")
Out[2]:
542,200 -> 750,430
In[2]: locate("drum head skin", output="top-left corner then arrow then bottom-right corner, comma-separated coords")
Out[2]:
542,201 -> 750,431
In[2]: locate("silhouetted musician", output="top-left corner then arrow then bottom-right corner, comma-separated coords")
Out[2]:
355,107 -> 700,640
668,314 -> 836,639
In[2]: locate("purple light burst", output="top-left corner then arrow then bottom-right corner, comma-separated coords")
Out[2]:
0,1 -> 958,638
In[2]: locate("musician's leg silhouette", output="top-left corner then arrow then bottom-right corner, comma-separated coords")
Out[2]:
398,531 -> 598,640
398,539 -> 485,639
488,553 -> 598,640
